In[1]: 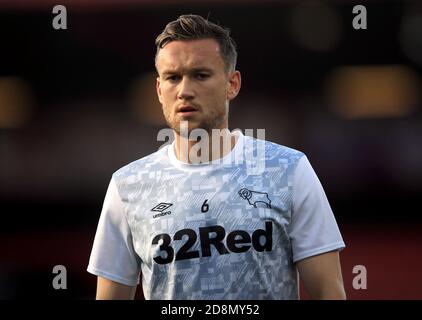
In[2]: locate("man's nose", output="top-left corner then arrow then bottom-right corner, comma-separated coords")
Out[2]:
177,76 -> 194,100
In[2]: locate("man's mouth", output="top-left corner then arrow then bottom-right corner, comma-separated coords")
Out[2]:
177,106 -> 198,116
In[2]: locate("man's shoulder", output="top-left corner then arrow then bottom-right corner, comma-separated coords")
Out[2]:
265,139 -> 304,159
244,134 -> 305,162
112,145 -> 169,181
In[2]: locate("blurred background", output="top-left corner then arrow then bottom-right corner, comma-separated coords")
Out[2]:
1,0 -> 421,299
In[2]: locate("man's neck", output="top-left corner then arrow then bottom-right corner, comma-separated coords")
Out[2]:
174,128 -> 238,164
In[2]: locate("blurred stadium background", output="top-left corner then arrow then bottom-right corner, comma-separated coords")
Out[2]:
1,0 -> 421,299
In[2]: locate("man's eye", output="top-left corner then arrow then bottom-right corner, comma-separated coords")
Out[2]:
196,73 -> 210,80
167,75 -> 180,81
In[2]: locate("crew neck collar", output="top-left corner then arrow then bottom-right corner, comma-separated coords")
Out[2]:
167,130 -> 244,171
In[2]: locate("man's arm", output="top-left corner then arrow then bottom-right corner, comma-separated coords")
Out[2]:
296,250 -> 346,300
96,276 -> 137,300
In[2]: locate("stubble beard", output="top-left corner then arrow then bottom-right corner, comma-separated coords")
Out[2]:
165,106 -> 228,137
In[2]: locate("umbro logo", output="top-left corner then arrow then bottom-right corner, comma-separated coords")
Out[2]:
151,203 -> 173,219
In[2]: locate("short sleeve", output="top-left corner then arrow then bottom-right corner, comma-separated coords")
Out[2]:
87,176 -> 141,286
289,155 -> 345,263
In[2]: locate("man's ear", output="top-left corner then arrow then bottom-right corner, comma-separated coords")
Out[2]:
227,71 -> 241,101
156,76 -> 163,104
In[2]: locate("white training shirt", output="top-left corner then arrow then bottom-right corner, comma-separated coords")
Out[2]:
87,131 -> 345,299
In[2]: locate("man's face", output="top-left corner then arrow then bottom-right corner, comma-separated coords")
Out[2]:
155,39 -> 240,135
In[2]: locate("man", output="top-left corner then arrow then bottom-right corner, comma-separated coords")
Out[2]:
87,14 -> 346,300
